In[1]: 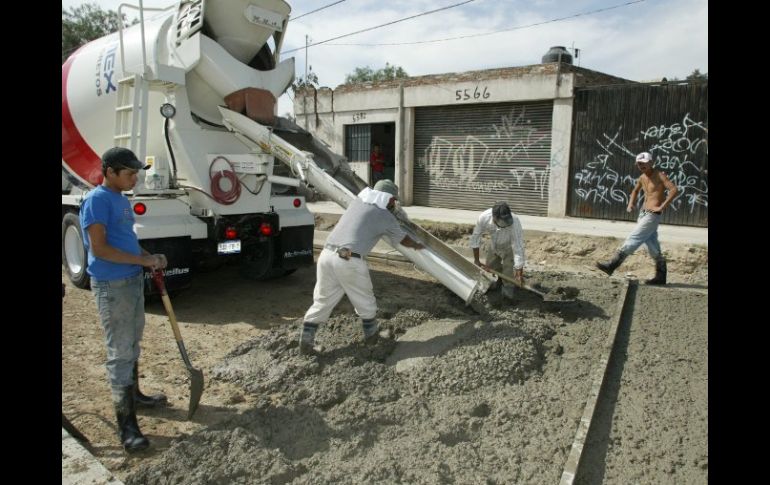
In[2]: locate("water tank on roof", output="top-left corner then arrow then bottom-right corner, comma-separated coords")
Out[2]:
542,46 -> 573,64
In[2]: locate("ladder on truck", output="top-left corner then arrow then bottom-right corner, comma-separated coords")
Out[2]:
114,74 -> 149,158
112,1 -> 178,161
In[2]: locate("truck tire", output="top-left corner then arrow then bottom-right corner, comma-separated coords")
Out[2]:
239,239 -> 300,281
62,212 -> 91,289
239,239 -> 275,281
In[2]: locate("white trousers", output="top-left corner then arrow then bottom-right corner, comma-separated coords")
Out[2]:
303,248 -> 377,324
485,245 -> 516,294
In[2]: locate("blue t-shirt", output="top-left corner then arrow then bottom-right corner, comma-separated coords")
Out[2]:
80,185 -> 143,281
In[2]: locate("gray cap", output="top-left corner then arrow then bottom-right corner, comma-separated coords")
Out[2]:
373,179 -> 399,198
102,147 -> 149,170
492,201 -> 513,225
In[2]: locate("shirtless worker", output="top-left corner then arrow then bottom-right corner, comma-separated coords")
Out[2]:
595,151 -> 679,285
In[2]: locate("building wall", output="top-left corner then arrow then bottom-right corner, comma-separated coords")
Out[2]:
403,73 -> 572,107
294,66 -> 587,216
550,98 -> 573,217
402,106 -> 415,205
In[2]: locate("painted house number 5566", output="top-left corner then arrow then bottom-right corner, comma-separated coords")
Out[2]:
455,86 -> 490,101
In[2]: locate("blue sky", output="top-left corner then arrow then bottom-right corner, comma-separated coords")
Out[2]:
63,0 -> 708,116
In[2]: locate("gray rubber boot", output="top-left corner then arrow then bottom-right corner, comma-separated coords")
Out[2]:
298,322 -> 318,355
362,318 -> 379,344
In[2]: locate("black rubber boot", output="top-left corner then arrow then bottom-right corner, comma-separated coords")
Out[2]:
133,361 -> 167,408
114,386 -> 149,453
596,251 -> 627,276
645,258 -> 667,285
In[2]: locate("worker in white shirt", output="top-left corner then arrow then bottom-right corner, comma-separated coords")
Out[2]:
470,201 -> 526,299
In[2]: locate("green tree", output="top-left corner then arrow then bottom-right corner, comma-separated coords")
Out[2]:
62,3 -> 133,63
344,62 -> 409,84
686,69 -> 708,81
290,66 -> 319,95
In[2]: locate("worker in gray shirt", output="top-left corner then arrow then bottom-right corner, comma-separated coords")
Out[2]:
299,179 -> 424,354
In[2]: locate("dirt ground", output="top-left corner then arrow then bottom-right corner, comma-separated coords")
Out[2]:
62,217 -> 707,484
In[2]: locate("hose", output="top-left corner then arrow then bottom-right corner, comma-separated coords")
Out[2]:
163,118 -> 178,185
209,156 -> 241,205
178,156 -> 267,204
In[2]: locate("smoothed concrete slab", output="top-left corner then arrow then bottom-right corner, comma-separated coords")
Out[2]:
386,318 -> 482,372
62,428 -> 123,485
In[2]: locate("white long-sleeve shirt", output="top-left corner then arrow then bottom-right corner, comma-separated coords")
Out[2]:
469,208 -> 526,269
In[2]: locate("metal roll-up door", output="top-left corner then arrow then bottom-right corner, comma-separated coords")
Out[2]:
414,101 -> 553,215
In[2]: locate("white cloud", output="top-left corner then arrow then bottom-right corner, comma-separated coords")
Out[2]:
63,0 -> 707,115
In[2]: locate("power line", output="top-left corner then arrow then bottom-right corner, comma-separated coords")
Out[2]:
320,0 -> 646,48
292,0 -> 347,21
283,0 -> 478,54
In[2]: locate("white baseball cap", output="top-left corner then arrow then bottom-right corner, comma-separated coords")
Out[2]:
635,152 -> 653,163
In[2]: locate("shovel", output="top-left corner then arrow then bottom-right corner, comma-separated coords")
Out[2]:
151,270 -> 204,420
484,268 -> 577,302
62,413 -> 89,443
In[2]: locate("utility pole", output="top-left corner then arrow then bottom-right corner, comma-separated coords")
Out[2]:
570,42 -> 581,67
304,35 -> 309,130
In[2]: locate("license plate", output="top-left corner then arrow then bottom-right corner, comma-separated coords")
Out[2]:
217,240 -> 241,254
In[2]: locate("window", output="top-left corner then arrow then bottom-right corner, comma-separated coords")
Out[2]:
345,125 -> 371,163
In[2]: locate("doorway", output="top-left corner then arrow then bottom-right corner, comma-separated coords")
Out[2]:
344,122 -> 396,185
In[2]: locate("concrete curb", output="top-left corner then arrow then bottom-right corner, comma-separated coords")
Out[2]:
308,202 -> 708,246
62,428 -> 124,485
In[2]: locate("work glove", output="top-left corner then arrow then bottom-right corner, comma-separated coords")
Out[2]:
154,254 -> 168,269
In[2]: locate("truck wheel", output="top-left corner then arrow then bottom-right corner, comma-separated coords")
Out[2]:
239,240 -> 299,280
239,239 -> 276,281
62,212 -> 90,289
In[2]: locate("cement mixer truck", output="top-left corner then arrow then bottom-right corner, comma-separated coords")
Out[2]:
62,0 -> 493,301
62,0 -> 317,292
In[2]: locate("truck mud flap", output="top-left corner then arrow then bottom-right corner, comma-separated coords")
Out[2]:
277,225 -> 314,270
141,236 -> 192,295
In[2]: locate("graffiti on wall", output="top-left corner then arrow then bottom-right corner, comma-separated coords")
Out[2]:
573,113 -> 708,212
416,106 -> 552,197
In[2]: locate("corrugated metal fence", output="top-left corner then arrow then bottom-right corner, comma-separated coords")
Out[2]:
568,82 -> 708,227
414,101 -> 553,216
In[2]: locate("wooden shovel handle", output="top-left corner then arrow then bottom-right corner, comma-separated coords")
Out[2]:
485,267 -> 524,288
151,270 -> 184,342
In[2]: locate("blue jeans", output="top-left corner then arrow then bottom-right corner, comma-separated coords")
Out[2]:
620,211 -> 662,259
91,272 -> 145,392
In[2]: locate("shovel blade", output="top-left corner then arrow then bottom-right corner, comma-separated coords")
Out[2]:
186,367 -> 204,420
540,286 -> 580,303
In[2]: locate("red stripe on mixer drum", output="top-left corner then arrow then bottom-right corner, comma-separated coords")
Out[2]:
62,52 -> 102,187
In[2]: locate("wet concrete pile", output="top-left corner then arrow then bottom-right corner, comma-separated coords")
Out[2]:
126,271 -> 619,484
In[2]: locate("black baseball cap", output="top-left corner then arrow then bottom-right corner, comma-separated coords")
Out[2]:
492,201 -> 513,225
102,147 -> 149,170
